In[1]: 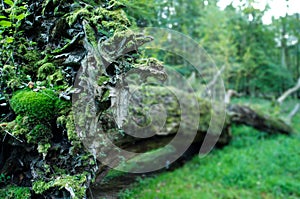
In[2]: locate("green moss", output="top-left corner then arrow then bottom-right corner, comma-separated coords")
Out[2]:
23,50 -> 41,74
37,142 -> 51,156
9,89 -> 72,149
127,86 -> 214,135
8,116 -> 29,137
32,174 -> 87,199
0,186 -> 31,199
2,65 -> 16,80
101,20 -> 127,31
55,99 -> 71,115
32,180 -> 51,195
9,89 -> 61,149
24,49 -> 40,63
66,113 -> 81,148
66,7 -> 92,26
6,116 -> 52,149
93,8 -> 130,30
47,70 -> 65,86
56,112 -> 81,150
82,20 -> 98,48
10,89 -> 58,121
37,63 -> 56,80
97,75 -> 110,85
27,124 -> 52,143
34,54 -> 53,68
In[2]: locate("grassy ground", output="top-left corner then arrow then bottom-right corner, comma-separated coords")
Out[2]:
118,97 -> 300,199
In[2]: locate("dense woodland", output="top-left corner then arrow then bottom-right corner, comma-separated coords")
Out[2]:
0,0 -> 299,198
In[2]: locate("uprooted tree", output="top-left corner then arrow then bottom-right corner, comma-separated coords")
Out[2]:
0,0 -> 294,198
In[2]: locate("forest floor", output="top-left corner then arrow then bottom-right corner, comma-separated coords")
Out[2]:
95,97 -> 300,199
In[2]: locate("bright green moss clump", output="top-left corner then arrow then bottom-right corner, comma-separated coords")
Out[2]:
10,89 -> 58,121
9,89 -> 63,150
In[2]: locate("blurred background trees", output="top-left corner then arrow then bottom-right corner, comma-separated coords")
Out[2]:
133,0 -> 300,98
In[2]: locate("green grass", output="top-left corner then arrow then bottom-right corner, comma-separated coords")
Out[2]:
118,98 -> 300,199
119,131 -> 300,199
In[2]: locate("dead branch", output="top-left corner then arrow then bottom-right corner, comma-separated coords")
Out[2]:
225,89 -> 242,104
277,78 -> 300,104
286,103 -> 300,124
203,65 -> 225,97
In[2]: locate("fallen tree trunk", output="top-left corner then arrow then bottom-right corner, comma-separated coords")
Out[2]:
227,104 -> 292,135
84,85 -> 293,177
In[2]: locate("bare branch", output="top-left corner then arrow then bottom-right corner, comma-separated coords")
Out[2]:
277,78 -> 300,104
203,65 -> 226,97
286,103 -> 300,124
225,89 -> 242,104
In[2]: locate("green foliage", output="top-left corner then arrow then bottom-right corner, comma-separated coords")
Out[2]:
0,173 -> 10,185
0,0 -> 28,64
82,19 -> 98,47
37,142 -> 51,155
64,4 -> 130,43
0,65 -> 21,90
149,0 -> 300,96
0,0 -> 151,198
2,65 -> 16,81
1,1 -> 299,198
120,0 -> 157,27
0,186 -> 31,199
0,0 -> 41,94
7,115 -> 53,149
